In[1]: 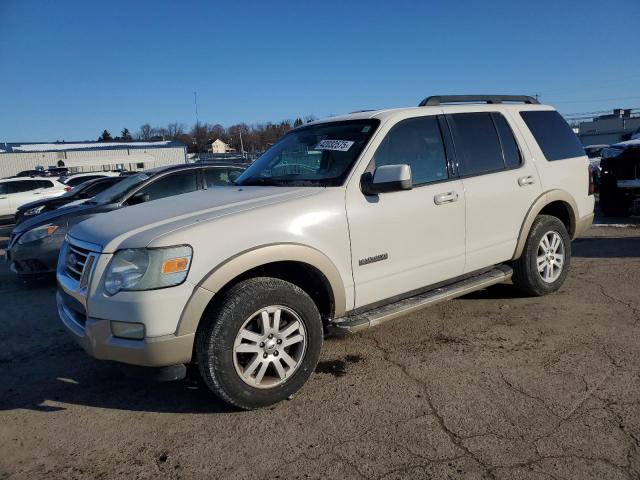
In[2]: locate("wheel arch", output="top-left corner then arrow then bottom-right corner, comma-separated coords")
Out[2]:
512,190 -> 578,260
175,243 -> 347,336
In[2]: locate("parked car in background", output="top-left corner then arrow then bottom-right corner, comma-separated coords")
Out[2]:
599,139 -> 640,216
55,95 -> 594,409
584,144 -> 608,192
59,171 -> 121,191
15,176 -> 125,224
6,162 -> 246,275
14,167 -> 69,178
0,177 -> 67,223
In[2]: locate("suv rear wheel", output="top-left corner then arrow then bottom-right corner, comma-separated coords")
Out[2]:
512,215 -> 571,296
196,277 -> 323,409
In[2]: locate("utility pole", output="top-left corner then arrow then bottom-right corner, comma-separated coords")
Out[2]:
239,128 -> 245,159
193,91 -> 199,125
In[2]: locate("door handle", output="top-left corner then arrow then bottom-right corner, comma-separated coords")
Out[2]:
434,191 -> 459,205
518,175 -> 535,186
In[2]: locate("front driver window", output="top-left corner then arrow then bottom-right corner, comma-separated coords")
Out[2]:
135,170 -> 198,202
372,116 -> 448,186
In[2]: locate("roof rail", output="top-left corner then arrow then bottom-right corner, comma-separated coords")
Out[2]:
419,95 -> 539,107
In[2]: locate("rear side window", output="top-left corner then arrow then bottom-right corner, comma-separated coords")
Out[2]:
520,110 -> 584,161
37,180 -> 54,188
372,116 -> 448,185
0,183 -> 7,195
492,113 -> 522,169
447,113 -> 505,176
7,180 -> 39,193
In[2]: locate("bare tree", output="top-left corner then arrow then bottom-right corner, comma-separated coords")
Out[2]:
138,123 -> 153,141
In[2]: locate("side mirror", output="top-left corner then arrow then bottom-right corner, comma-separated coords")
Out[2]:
361,164 -> 412,195
128,192 -> 150,205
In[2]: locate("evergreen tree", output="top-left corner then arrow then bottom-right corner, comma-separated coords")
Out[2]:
98,129 -> 113,141
293,118 -> 303,127
120,128 -> 132,141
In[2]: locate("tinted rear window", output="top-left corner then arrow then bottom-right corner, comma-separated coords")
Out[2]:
447,113 -> 505,176
492,113 -> 522,169
520,110 -> 584,161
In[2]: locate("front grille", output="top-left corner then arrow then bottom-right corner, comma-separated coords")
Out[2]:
65,244 -> 91,283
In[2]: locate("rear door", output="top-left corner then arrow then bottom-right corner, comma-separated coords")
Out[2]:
7,180 -> 42,213
446,111 -> 542,272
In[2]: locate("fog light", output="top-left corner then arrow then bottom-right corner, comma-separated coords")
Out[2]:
111,321 -> 145,340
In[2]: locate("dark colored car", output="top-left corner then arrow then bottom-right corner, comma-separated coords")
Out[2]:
14,176 -> 125,225
6,162 -> 246,275
599,141 -> 640,216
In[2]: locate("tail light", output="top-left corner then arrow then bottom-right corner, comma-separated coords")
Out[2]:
588,166 -> 595,195
64,186 -> 72,192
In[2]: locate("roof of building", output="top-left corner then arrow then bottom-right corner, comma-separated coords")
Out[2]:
0,140 -> 186,154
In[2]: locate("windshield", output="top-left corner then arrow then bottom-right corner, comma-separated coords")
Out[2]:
236,120 -> 379,187
88,173 -> 151,205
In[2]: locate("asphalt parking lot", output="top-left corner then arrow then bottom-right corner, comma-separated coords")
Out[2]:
1,220 -> 639,480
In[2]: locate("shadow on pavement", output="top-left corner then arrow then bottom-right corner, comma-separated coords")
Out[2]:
0,355 -> 235,414
573,235 -> 640,258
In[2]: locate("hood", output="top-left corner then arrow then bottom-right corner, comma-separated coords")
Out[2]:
13,202 -> 97,234
69,186 -> 321,252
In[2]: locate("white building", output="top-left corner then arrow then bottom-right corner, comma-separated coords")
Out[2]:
209,139 -> 235,153
578,109 -> 640,146
0,140 -> 187,178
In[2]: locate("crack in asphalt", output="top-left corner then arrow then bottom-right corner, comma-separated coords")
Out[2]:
365,331 -> 639,480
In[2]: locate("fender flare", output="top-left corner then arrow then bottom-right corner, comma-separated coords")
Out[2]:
512,190 -> 578,260
175,243 -> 347,336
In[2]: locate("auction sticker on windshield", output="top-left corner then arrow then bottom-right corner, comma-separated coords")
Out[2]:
315,140 -> 355,152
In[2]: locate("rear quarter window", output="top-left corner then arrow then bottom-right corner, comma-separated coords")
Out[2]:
520,110 -> 584,161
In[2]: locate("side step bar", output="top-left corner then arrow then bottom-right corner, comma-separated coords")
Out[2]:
330,265 -> 513,334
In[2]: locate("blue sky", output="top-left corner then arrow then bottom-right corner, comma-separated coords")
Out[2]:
1,0 -> 639,142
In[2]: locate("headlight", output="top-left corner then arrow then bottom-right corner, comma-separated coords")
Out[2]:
103,245 -> 192,295
24,205 -> 46,216
18,224 -> 60,244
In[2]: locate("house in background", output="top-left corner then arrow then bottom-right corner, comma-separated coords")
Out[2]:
209,139 -> 235,153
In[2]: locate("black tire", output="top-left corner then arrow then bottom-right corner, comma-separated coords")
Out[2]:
512,215 -> 571,297
599,177 -> 629,217
196,277 -> 323,410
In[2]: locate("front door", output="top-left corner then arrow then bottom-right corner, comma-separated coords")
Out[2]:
346,114 -> 466,309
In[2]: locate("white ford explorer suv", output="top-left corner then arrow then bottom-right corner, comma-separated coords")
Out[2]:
57,95 -> 594,409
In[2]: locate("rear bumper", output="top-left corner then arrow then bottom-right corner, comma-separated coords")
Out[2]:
574,212 -> 594,238
57,291 -> 194,367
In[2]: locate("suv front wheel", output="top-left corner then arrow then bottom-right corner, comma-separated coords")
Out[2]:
196,277 -> 323,409
512,215 -> 571,296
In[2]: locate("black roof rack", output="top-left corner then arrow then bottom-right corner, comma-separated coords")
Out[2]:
419,95 -> 539,107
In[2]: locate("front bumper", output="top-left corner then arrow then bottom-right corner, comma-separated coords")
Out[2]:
7,233 -> 63,275
57,292 -> 194,367
56,237 -> 198,368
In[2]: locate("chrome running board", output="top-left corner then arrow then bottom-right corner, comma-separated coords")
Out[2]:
331,265 -> 513,334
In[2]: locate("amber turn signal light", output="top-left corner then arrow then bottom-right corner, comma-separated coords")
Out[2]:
161,257 -> 189,274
